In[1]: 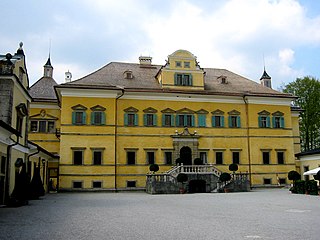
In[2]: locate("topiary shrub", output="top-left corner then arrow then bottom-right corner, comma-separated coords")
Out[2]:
177,173 -> 188,183
194,158 -> 203,165
305,180 -> 318,195
176,158 -> 182,165
295,180 -> 305,194
288,170 -> 300,183
149,164 -> 159,173
219,172 -> 231,183
229,163 -> 238,173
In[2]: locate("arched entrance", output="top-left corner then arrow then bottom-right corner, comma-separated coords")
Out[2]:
180,146 -> 192,165
188,180 -> 206,193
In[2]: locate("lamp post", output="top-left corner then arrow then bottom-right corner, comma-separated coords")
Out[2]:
41,159 -> 46,186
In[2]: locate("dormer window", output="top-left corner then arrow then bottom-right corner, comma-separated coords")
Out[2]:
124,70 -> 133,79
184,62 -> 190,68
174,73 -> 193,86
219,76 -> 227,84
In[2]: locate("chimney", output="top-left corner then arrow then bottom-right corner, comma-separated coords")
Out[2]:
65,70 -> 72,83
139,56 -> 152,65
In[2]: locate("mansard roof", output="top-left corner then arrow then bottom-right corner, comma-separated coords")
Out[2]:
29,76 -> 58,101
60,61 -> 292,98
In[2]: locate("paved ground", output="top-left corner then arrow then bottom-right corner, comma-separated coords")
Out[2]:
0,189 -> 319,240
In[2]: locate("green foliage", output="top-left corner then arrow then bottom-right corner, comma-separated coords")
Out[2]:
229,163 -> 238,172
219,172 -> 231,182
288,170 -> 300,182
305,180 -> 318,195
295,180 -> 306,194
149,164 -> 159,173
176,158 -> 182,165
194,158 -> 203,165
177,173 -> 188,183
282,76 -> 320,151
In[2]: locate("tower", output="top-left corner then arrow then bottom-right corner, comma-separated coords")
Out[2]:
260,67 -> 272,88
43,56 -> 53,78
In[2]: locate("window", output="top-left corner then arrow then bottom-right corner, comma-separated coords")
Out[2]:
39,121 -> 47,132
147,152 -> 155,165
174,73 -> 192,86
273,116 -> 284,128
73,181 -> 82,188
200,152 -> 207,164
124,113 -> 138,126
30,121 -> 38,132
93,151 -> 102,165
127,151 -> 136,165
144,114 -> 157,126
258,116 -> 270,128
73,150 -> 83,165
72,111 -> 86,125
165,152 -> 172,165
29,120 -> 55,133
175,61 -> 182,67
184,62 -> 190,68
198,114 -> 206,127
176,114 -> 194,127
127,181 -> 136,188
229,115 -> 241,128
262,151 -> 270,164
216,152 -> 223,164
16,103 -> 27,134
212,115 -> 224,127
48,121 -> 55,132
91,111 -> 105,125
232,152 -> 240,164
263,178 -> 271,185
162,114 -> 174,127
92,181 -> 102,188
277,151 -> 285,164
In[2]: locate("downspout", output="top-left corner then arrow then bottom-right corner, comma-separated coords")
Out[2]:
243,95 -> 252,188
4,135 -> 20,205
114,87 -> 125,192
27,146 -> 40,182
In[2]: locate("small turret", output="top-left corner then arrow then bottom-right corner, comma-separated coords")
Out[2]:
43,56 -> 53,78
260,68 -> 272,88
65,70 -> 72,82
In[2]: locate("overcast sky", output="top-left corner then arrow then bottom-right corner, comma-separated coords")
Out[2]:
1,0 -> 320,90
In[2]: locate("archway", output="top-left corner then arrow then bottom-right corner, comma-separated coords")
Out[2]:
180,146 -> 192,165
188,180 -> 207,193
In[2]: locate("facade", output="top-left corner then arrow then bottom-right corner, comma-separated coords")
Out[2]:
295,149 -> 320,181
0,44 -> 54,206
44,49 -> 301,192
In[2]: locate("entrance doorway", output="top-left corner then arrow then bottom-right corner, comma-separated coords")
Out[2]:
188,180 -> 206,193
180,146 -> 192,165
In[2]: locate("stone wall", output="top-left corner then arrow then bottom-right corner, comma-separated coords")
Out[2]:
0,79 -> 13,124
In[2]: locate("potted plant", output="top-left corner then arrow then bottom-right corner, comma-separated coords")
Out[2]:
219,172 -> 232,193
288,170 -> 300,193
177,173 -> 188,194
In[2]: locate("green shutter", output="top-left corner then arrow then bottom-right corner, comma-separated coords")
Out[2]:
189,74 -> 193,86
221,116 -> 225,127
266,116 -> 271,128
212,116 -> 216,127
72,112 -> 76,125
228,116 -> 232,127
144,114 -> 147,126
171,114 -> 175,127
82,112 -> 86,125
198,115 -> 205,127
176,115 -> 180,126
237,116 -> 241,128
191,115 -> 195,127
91,112 -> 95,125
154,114 -> 157,126
258,116 -> 262,128
162,114 -> 166,126
174,73 -> 177,85
101,112 -> 106,125
272,116 -> 276,128
124,113 -> 128,126
134,114 -> 138,126
280,117 -> 285,128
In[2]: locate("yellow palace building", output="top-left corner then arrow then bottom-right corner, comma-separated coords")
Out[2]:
29,50 -> 300,192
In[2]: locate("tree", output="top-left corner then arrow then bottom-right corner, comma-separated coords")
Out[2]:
282,76 -> 320,151
288,170 -> 300,183
229,163 -> 238,173
149,164 -> 159,173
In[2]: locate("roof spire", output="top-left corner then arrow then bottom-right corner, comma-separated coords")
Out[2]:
260,58 -> 272,88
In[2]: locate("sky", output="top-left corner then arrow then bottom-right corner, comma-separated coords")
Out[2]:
1,0 -> 320,91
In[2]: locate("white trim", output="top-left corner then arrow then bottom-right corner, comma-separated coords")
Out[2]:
291,112 -> 300,117
58,88 -> 119,98
245,96 -> 293,106
12,144 -> 30,154
298,154 -> 320,161
163,69 -> 204,74
30,103 -> 60,109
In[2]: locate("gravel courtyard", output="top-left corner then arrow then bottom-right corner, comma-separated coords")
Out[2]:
0,189 -> 319,240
